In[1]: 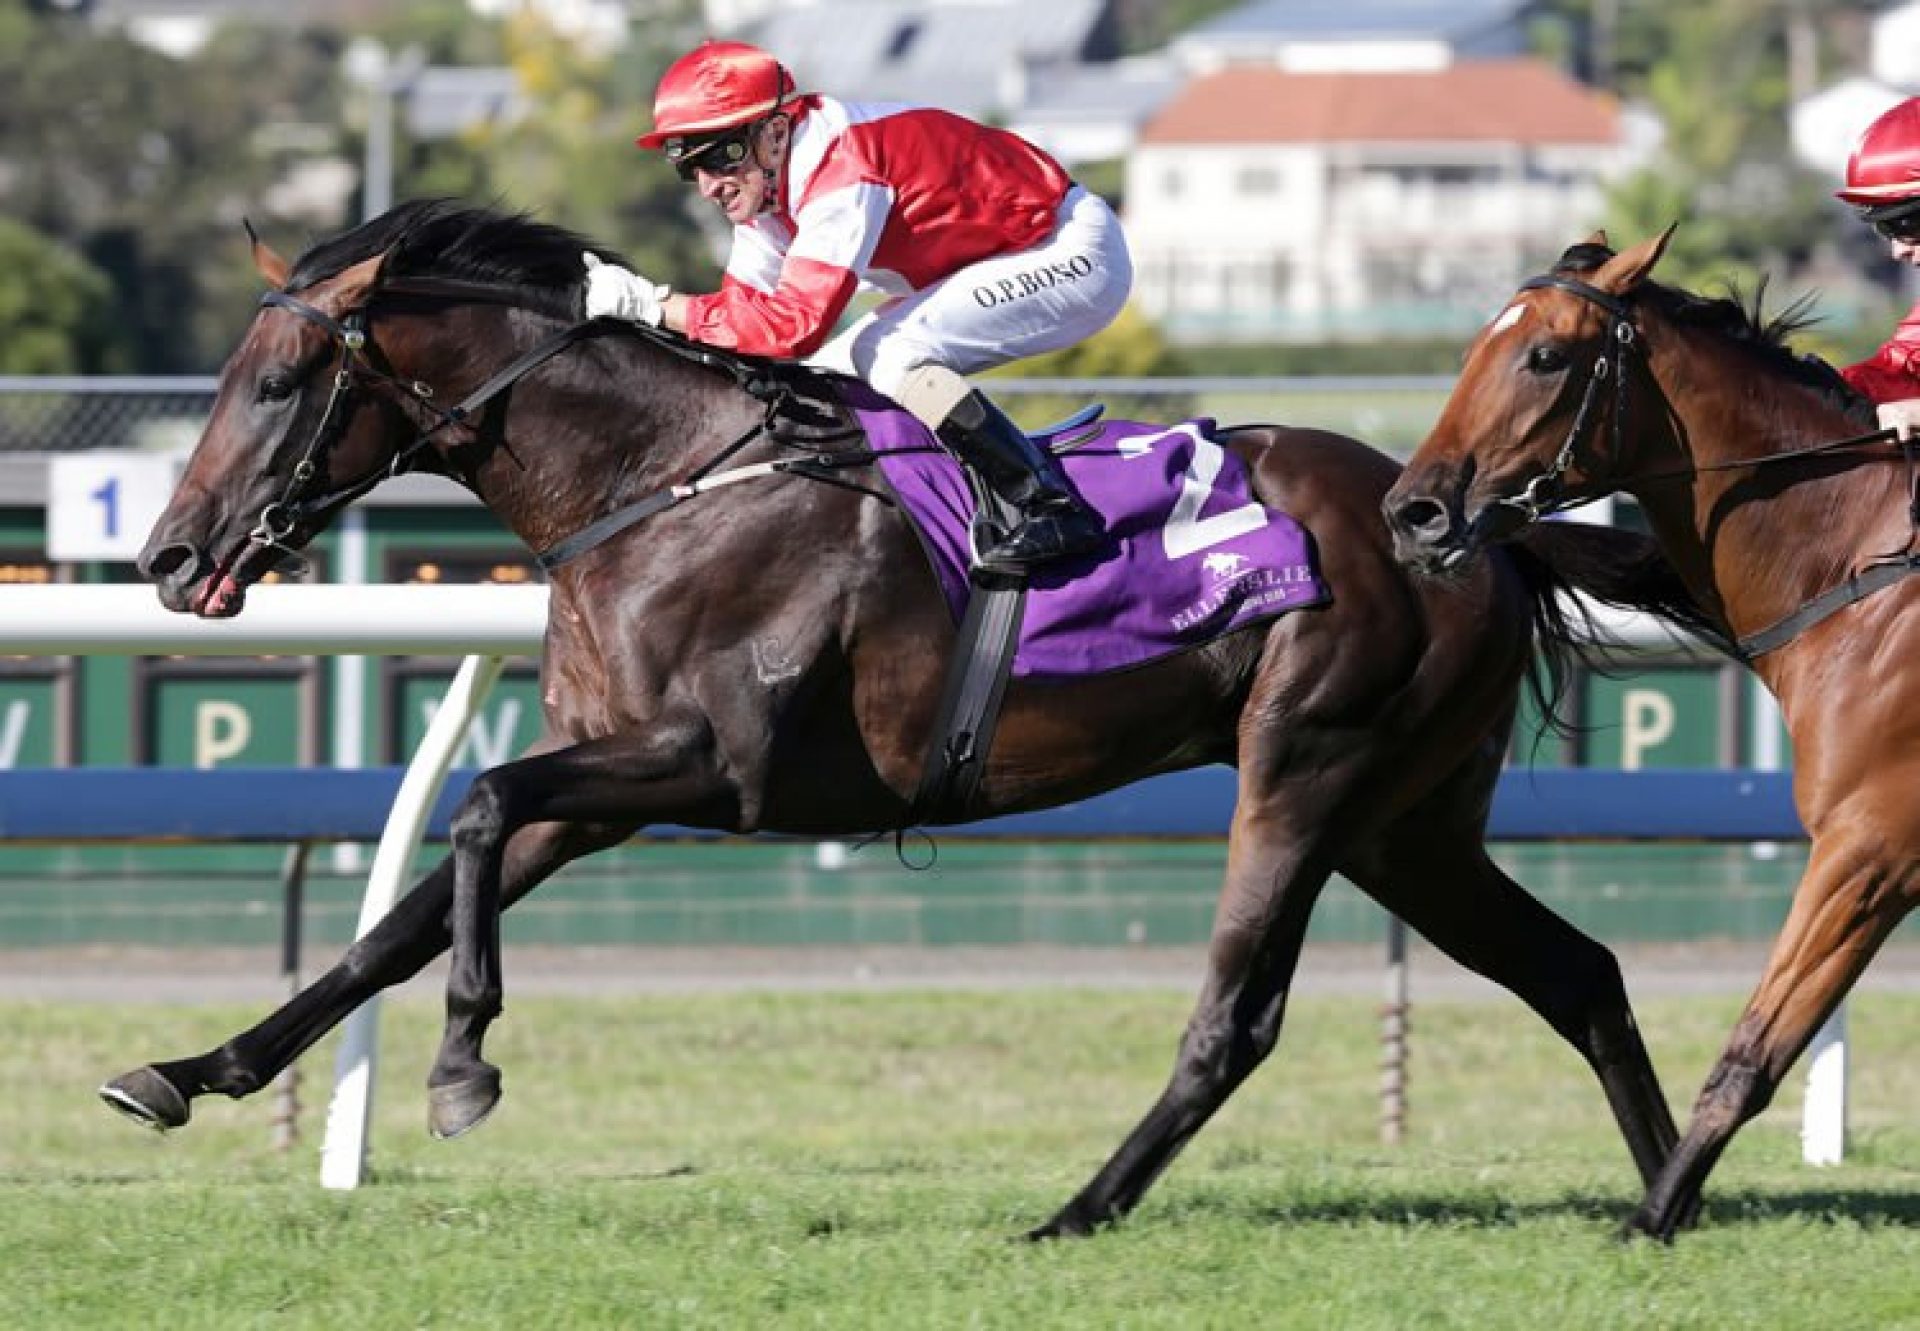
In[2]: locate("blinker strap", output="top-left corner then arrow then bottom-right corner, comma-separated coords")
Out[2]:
1518,274 -> 1635,324
260,290 -> 363,348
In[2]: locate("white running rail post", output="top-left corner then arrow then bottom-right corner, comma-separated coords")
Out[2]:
1801,1006 -> 1848,1166
319,652 -> 508,1190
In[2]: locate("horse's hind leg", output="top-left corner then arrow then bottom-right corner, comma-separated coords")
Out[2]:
1340,786 -> 1681,1193
427,723 -> 736,1139
99,817 -> 626,1131
1031,802 -> 1335,1238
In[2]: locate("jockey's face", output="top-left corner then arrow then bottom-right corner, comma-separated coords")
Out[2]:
692,116 -> 789,226
1872,208 -> 1920,265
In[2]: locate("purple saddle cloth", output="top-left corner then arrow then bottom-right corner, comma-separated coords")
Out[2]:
846,386 -> 1331,680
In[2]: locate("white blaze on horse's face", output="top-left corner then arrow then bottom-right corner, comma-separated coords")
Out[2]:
1488,303 -> 1527,338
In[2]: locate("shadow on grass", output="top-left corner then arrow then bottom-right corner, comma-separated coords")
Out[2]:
1145,1186 -> 1920,1232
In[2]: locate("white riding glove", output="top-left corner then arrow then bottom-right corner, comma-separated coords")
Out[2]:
582,252 -> 669,327
1877,398 -> 1920,442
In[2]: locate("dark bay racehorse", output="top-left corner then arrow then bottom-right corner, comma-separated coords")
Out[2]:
108,201 -> 1704,1235
1385,230 -> 1912,1241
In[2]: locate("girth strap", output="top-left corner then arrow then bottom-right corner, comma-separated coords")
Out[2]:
907,574 -> 1029,824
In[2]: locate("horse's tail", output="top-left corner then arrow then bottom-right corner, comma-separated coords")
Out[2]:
1503,521 -> 1732,735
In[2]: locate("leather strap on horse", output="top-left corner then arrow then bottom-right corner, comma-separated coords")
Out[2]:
1736,554 -> 1920,661
907,573 -> 1028,826
904,482 -> 1032,826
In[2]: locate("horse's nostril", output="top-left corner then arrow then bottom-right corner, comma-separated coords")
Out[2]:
1393,497 -> 1452,541
140,542 -> 202,583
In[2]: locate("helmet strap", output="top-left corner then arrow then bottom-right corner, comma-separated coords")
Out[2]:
753,115 -> 789,214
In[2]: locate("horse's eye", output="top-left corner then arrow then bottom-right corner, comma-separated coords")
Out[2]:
259,374 -> 294,402
1526,345 -> 1569,374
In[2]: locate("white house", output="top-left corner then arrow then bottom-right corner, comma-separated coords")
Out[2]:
1125,58 -> 1633,343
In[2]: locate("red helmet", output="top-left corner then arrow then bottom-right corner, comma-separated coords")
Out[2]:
1837,97 -> 1920,206
636,40 -> 799,150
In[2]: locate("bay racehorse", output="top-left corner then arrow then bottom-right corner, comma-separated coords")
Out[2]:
1385,229 -> 1913,1240
107,201 -> 1707,1236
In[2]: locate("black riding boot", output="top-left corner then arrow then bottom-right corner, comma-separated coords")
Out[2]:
935,390 -> 1104,575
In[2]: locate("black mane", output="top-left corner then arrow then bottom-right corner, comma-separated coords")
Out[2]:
1552,242 -> 1876,427
286,199 -> 614,323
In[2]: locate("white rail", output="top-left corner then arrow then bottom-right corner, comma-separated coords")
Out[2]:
0,583 -> 545,654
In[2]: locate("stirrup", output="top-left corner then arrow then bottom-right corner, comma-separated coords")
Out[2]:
975,506 -> 1104,575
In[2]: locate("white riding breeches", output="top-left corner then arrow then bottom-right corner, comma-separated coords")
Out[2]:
808,186 -> 1133,420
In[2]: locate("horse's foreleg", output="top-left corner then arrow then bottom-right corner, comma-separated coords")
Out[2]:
1031,807 -> 1329,1238
99,820 -> 622,1131
1625,828 -> 1915,1242
426,723 -> 731,1140
1344,809 -> 1681,1193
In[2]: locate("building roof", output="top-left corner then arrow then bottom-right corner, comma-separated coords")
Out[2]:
1141,59 -> 1618,147
746,0 -> 1107,119
1185,0 -> 1529,43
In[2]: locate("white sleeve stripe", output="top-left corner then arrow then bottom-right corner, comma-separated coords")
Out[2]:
788,181 -> 894,273
724,225 -> 785,293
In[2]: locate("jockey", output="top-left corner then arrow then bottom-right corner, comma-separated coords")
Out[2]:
581,39 -> 1132,575
1837,96 -> 1920,442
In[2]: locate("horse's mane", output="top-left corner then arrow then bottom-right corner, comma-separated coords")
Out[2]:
283,199 -> 851,425
286,198 -> 608,324
1552,241 -> 1877,429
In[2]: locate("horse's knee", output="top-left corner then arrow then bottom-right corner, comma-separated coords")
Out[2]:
449,772 -> 516,857
1692,1050 -> 1774,1125
1174,1012 -> 1257,1093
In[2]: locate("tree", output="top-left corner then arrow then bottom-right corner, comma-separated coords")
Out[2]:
398,4 -> 713,292
0,220 -> 118,374
0,8 -> 349,371
1591,2 -> 1859,297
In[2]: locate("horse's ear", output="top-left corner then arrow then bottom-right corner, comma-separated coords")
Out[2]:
1593,223 -> 1677,296
1584,228 -> 1610,248
325,249 -> 390,310
244,219 -> 290,289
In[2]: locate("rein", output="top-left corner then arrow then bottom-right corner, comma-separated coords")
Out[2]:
1507,271 -> 1920,662
254,278 -> 877,574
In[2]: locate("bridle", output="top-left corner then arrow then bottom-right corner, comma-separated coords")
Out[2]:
249,279 -> 613,566
1491,269 -> 1917,662
1484,273 -> 1639,524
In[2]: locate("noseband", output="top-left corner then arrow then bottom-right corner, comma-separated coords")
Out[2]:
1489,274 -> 1640,523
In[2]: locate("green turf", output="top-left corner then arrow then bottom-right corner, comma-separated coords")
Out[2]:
4,987 -> 1919,1329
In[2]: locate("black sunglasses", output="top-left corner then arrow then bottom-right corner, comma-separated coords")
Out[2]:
666,128 -> 756,184
1874,212 -> 1920,243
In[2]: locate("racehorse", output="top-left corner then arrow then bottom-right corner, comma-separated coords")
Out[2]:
1384,229 -> 1914,1241
105,200 -> 1704,1236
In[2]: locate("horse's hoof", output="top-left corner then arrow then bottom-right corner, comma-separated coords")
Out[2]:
1024,1210 -> 1099,1241
99,1066 -> 190,1131
1616,1208 -> 1676,1245
427,1067 -> 502,1140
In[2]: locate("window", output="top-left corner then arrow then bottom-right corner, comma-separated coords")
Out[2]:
1236,166 -> 1280,196
885,20 -> 921,60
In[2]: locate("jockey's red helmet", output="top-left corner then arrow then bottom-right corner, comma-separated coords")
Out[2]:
636,40 -> 800,150
1836,96 -> 1920,208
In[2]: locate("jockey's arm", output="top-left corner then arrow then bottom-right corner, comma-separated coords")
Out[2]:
674,182 -> 890,358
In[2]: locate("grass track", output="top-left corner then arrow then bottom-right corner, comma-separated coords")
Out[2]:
4,986 -> 1920,1328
